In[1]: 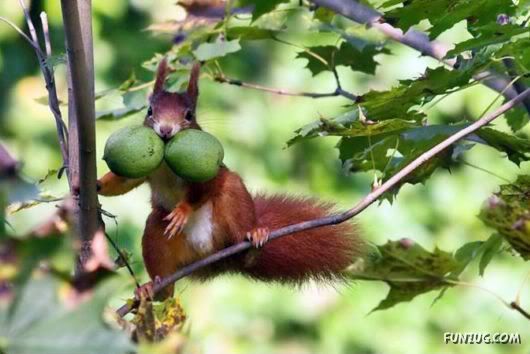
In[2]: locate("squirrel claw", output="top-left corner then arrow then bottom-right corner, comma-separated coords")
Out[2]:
246,227 -> 270,248
135,281 -> 154,300
134,276 -> 162,300
164,203 -> 191,239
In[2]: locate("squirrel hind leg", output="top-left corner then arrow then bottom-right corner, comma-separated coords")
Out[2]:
142,207 -> 197,299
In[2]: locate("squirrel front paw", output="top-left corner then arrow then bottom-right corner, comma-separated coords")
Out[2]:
134,276 -> 162,300
164,202 -> 192,239
246,227 -> 270,248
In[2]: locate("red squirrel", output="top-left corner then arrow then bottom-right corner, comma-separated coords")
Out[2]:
97,58 -> 364,299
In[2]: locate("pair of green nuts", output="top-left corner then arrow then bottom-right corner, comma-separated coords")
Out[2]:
103,126 -> 224,182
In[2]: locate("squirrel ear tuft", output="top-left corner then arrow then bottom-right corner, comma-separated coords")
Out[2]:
154,57 -> 169,94
187,62 -> 200,104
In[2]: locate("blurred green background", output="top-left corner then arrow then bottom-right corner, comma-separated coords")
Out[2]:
1,1 -> 529,353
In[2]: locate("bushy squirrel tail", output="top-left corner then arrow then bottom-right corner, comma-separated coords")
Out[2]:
240,194 -> 365,283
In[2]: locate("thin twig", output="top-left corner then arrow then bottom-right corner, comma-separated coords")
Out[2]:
272,36 -> 329,66
13,3 -> 69,169
213,39 -> 358,101
515,270 -> 530,306
104,232 -> 140,288
116,87 -> 530,317
18,0 -> 38,44
503,58 -> 530,114
331,66 -> 358,101
40,12 -> 51,57
445,279 -> 530,320
460,160 -> 512,184
213,74 -> 357,101
215,75 -> 338,98
0,16 -> 36,47
310,0 -> 530,113
477,75 -> 523,119
510,302 -> 530,320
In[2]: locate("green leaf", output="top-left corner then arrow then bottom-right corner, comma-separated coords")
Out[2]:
296,42 -> 389,76
237,0 -> 291,20
226,26 -> 280,40
313,7 -> 336,23
479,175 -> 530,260
44,54 -> 66,70
96,106 -> 146,120
96,90 -> 148,121
505,105 -> 529,132
289,107 -> 482,198
0,276 -> 134,354
452,240 -> 484,276
288,109 -> 419,146
450,234 -> 504,278
341,124 -> 462,184
192,38 -> 241,61
123,90 -> 147,110
478,233 -> 503,276
289,106 -> 529,199
496,37 -> 530,73
349,240 -> 460,311
475,127 -> 530,165
448,24 -> 530,56
291,117 -> 464,196
355,65 -> 482,121
382,0 -> 516,39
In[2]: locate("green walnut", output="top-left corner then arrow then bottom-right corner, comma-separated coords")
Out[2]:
165,129 -> 224,182
103,125 -> 164,178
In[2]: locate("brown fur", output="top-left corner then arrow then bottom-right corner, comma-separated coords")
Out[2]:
98,172 -> 145,196
239,194 -> 364,283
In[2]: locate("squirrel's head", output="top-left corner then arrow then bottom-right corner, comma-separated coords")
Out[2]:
144,58 -> 201,140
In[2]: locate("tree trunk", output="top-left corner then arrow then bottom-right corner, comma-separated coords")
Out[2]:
61,0 -> 99,271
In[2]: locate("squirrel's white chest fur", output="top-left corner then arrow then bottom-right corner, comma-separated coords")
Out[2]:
183,202 -> 214,254
148,163 -> 215,254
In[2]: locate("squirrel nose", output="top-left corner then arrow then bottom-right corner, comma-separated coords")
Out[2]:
159,125 -> 173,139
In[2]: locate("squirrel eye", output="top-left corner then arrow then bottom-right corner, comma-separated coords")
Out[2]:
147,106 -> 153,117
184,110 -> 194,122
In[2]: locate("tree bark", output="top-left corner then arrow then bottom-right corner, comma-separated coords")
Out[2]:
61,0 -> 99,270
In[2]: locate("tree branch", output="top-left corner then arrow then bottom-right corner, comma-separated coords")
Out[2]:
213,74 -> 357,101
13,3 -> 68,168
61,0 -> 100,270
310,0 -> 530,113
116,87 -> 530,317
